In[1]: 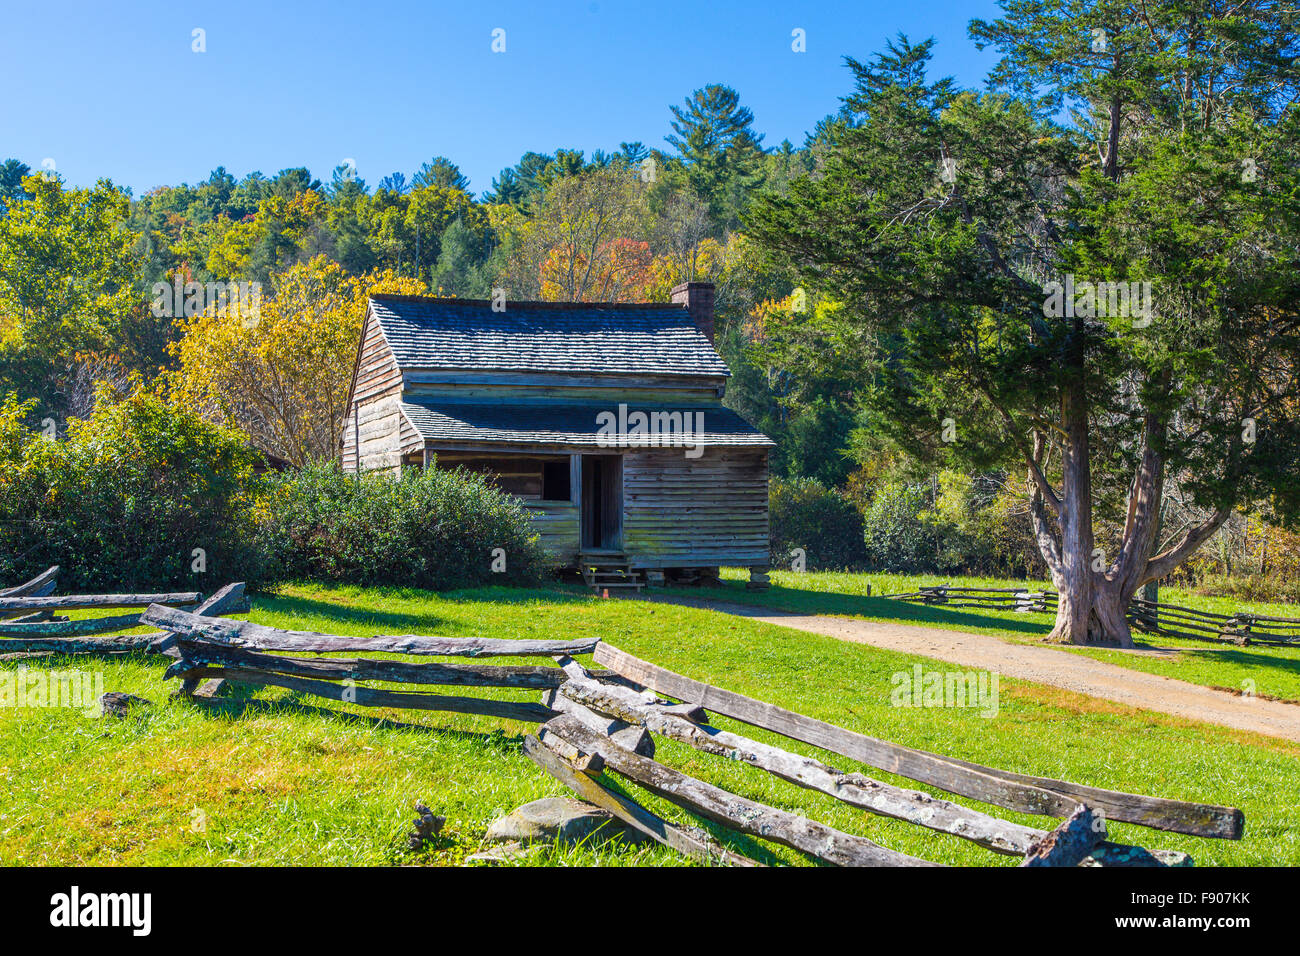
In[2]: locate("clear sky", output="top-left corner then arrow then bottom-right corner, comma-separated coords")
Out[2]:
0,0 -> 1005,196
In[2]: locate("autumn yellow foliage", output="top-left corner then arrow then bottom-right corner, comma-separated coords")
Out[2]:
167,256 -> 424,464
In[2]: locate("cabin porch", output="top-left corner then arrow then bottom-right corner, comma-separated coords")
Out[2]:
419,443 -> 770,589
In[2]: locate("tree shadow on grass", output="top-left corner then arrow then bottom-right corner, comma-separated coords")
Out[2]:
252,592 -> 456,633
184,667 -> 808,866
185,690 -> 525,746
186,689 -> 786,863
658,582 -> 1055,638
253,586 -> 587,635
1173,646 -> 1300,685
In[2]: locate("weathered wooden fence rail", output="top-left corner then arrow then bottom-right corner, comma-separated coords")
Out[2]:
0,568 -> 248,656
145,604 -> 585,723
524,643 -> 1244,867
889,585 -> 1059,613
888,584 -> 1300,645
0,565 -> 59,621
141,605 -> 598,657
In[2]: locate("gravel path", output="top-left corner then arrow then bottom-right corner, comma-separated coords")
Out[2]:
647,594 -> 1300,743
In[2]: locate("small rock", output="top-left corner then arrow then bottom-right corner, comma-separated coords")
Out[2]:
484,797 -> 644,848
407,801 -> 445,850
465,841 -> 544,864
98,692 -> 152,717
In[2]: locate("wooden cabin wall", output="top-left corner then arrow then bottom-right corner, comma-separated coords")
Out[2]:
341,404 -> 358,472
521,501 -> 580,563
342,311 -> 410,473
352,397 -> 406,473
622,448 -> 769,568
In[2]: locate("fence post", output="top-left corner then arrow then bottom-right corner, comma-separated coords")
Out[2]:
1138,580 -> 1159,630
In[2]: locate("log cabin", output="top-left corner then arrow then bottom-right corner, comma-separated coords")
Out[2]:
340,282 -> 773,590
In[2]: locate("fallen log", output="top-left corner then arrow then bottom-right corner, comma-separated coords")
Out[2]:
541,714 -> 940,867
1022,806 -> 1105,867
0,591 -> 200,612
170,641 -> 570,689
197,665 -> 557,722
593,643 -> 1244,840
523,734 -> 760,866
142,604 -> 599,657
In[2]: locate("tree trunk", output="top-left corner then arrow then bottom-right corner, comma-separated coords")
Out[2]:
1040,382 -> 1138,646
1025,369 -> 1229,648
1048,575 -> 1134,648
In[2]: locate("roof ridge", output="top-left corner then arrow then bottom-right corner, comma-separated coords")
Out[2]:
402,397 -> 736,408
370,293 -> 686,311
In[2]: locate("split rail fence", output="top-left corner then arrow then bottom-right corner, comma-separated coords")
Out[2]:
889,584 -> 1300,645
143,604 -> 596,723
0,566 -> 249,659
525,643 -> 1243,867
128,598 -> 1245,868
0,568 -> 1249,866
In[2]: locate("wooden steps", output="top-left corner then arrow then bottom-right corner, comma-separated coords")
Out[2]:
579,555 -> 644,594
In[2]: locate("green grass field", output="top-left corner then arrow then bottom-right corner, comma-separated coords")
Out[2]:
660,569 -> 1300,705
1,580 -> 1298,866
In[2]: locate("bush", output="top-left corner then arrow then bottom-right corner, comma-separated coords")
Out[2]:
256,461 -> 548,590
1187,572 -> 1300,604
1,393 -> 551,594
859,480 -> 937,572
0,389 -> 264,591
769,476 -> 867,570
922,471 -> 1047,577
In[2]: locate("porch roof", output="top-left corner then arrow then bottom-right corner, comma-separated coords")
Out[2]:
400,400 -> 773,449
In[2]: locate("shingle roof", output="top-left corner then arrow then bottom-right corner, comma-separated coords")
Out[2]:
400,400 -> 773,448
369,294 -> 730,378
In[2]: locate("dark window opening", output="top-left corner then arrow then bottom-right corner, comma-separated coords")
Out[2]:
429,453 -> 571,502
543,460 -> 571,502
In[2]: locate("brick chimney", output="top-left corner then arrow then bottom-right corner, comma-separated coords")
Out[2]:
671,281 -> 715,344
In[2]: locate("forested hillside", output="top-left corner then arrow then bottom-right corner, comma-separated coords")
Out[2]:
4,14 -> 1299,604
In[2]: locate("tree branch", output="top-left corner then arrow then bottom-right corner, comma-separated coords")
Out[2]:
1142,507 -> 1231,585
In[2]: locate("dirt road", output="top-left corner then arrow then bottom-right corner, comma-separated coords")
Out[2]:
649,595 -> 1300,743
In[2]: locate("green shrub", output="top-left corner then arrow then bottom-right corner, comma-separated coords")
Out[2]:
860,480 -> 938,572
256,461 -> 548,590
0,389 -> 264,591
921,471 -> 1047,577
769,476 -> 867,570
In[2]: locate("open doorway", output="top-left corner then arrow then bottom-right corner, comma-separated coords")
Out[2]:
580,454 -> 623,550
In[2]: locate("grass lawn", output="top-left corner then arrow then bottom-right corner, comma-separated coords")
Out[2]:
662,569 -> 1300,705
1,581 -> 1298,866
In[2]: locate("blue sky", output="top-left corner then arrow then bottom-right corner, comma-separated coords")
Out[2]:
0,0 -> 1004,197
